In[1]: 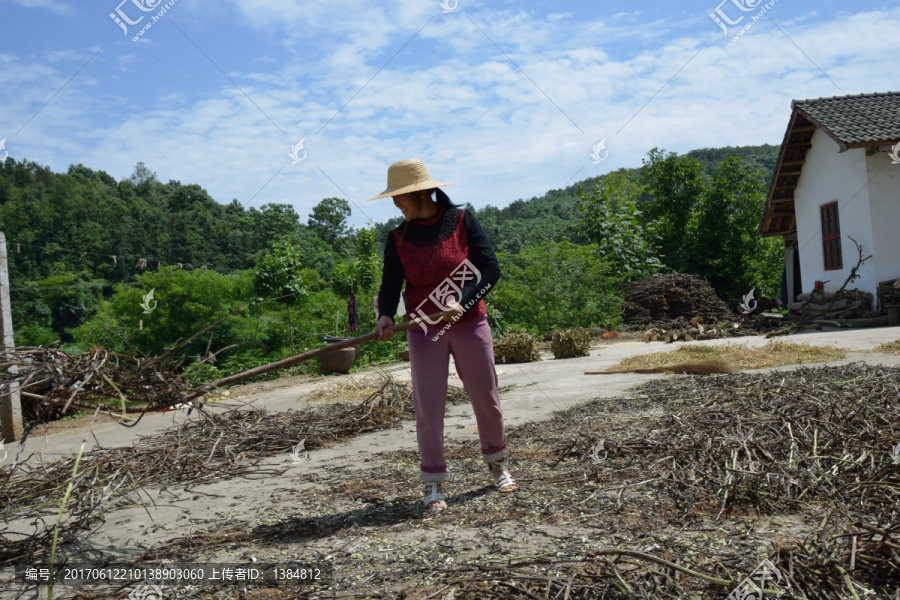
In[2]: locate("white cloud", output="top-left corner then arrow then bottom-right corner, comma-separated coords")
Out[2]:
3,4 -> 900,230
2,0 -> 72,16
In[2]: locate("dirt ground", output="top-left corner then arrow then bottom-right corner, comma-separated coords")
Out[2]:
4,326 -> 900,600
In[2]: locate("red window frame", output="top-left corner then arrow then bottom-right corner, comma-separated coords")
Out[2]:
820,201 -> 842,271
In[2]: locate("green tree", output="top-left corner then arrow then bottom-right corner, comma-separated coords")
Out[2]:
686,144 -> 780,183
330,228 -> 380,298
253,241 -> 308,304
293,226 -> 341,282
329,227 -> 382,343
129,162 -> 156,185
250,203 -> 301,249
636,150 -> 782,303
576,169 -> 664,280
639,148 -> 705,273
690,156 -> 782,301
14,271 -> 104,343
308,197 -> 351,246
253,241 -> 309,353
70,266 -> 248,358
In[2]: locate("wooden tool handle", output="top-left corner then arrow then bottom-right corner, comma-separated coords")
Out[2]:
183,312 -> 446,400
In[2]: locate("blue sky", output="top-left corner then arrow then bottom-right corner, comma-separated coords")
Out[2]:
1,0 -> 898,228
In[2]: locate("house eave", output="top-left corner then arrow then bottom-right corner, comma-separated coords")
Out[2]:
758,109 -> 813,238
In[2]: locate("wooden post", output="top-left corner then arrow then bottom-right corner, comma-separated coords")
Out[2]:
888,305 -> 900,327
0,232 -> 23,442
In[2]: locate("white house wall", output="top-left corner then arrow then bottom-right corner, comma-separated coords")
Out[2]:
793,129 -> 875,298
866,150 -> 900,292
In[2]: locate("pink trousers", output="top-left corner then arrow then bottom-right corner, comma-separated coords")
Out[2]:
408,314 -> 508,483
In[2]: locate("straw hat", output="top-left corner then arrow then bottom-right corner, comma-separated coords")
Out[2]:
368,158 -> 455,201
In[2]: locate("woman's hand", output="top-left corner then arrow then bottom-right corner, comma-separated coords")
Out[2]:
442,298 -> 464,322
375,315 -> 395,341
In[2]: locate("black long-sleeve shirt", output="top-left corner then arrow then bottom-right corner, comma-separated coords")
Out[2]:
377,207 -> 500,322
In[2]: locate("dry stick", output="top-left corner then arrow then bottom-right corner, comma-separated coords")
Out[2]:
128,469 -> 156,523
818,236 -> 871,318
60,368 -> 98,414
135,304 -> 246,377
177,342 -> 248,380
182,312 -> 446,401
497,580 -> 544,600
99,373 -> 138,425
97,323 -> 147,358
205,431 -> 225,465
608,570 -> 635,595
562,571 -> 576,599
37,398 -> 159,419
435,557 -> 743,599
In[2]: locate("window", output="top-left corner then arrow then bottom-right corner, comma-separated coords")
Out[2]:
820,201 -> 842,271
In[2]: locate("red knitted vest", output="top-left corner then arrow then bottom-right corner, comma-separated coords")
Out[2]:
392,208 -> 487,324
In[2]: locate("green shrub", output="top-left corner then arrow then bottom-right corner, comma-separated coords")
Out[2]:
492,242 -> 624,332
15,324 -> 60,347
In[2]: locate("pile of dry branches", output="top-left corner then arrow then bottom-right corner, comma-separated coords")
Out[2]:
0,309 -> 243,425
624,274 -> 735,325
2,344 -> 198,423
0,305 -> 291,431
597,363 -> 900,597
0,375 -> 468,565
783,237 -> 887,331
494,327 -> 541,364
433,562 -> 669,599
432,363 -> 899,599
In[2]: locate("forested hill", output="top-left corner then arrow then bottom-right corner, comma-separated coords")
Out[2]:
458,143 -> 779,255
0,142 -> 779,348
685,144 -> 779,181
0,161 -> 343,282
0,143 -> 779,282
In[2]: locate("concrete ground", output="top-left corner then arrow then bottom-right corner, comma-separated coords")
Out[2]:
4,325 -> 900,583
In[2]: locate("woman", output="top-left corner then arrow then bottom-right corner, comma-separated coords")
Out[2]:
371,158 -> 517,510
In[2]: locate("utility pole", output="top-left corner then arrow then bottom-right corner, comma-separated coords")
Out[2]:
0,231 -> 23,442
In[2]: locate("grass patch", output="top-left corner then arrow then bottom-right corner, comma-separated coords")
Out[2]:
57,410 -> 87,422
607,340 -> 847,372
874,339 -> 900,355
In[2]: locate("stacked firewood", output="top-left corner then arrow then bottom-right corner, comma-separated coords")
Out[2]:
641,316 -> 750,343
876,278 -> 900,310
624,274 -> 734,324
788,288 -> 873,319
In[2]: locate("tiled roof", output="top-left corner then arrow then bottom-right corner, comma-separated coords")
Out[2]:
793,91 -> 900,149
758,91 -> 900,238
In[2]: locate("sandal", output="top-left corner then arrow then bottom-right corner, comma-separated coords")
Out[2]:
423,482 -> 447,510
488,458 -> 518,492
